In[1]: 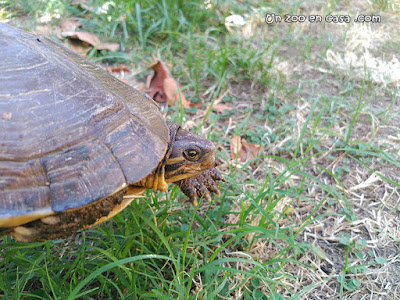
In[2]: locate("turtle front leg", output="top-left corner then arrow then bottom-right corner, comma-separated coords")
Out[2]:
177,168 -> 225,206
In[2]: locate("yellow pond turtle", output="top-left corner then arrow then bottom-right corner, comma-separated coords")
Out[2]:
0,24 -> 223,242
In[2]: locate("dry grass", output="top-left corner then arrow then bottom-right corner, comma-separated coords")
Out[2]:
214,1 -> 400,299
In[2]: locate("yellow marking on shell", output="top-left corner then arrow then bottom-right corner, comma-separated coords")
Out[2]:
0,208 -> 54,227
89,187 -> 147,228
165,156 -> 185,165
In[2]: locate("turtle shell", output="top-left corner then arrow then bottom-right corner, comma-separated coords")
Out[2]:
0,23 -> 169,227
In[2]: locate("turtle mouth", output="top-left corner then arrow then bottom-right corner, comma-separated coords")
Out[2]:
164,154 -> 215,183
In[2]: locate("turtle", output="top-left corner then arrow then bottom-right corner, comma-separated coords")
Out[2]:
0,23 -> 224,242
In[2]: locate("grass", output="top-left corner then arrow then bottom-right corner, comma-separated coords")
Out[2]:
1,0 -> 400,299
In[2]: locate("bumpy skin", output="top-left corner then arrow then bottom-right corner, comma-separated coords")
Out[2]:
11,189 -> 127,242
178,168 -> 225,206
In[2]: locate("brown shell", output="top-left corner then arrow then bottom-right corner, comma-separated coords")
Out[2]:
0,23 -> 169,226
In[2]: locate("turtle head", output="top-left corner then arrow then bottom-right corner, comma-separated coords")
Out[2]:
164,125 -> 216,184
136,122 -> 216,192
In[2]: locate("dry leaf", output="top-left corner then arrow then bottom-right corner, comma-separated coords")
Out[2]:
59,19 -> 81,32
146,60 -> 170,102
97,42 -> 120,52
63,31 -> 119,53
230,135 -> 261,163
230,135 -> 241,157
62,31 -> 101,46
163,77 -> 193,108
106,65 -> 131,73
212,104 -> 233,112
56,19 -> 81,40
146,60 -> 199,108
67,39 -> 92,56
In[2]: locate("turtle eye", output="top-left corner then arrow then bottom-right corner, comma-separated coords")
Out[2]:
183,148 -> 200,161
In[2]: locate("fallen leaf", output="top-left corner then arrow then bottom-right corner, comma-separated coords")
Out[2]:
147,86 -> 167,104
59,19 -> 81,32
146,61 -> 171,102
146,60 -> 199,108
67,39 -> 92,56
106,65 -> 131,73
163,77 -> 193,108
230,135 -> 261,163
212,103 -> 233,113
62,31 -> 119,53
97,42 -> 120,52
62,31 -> 100,46
55,19 -> 81,40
